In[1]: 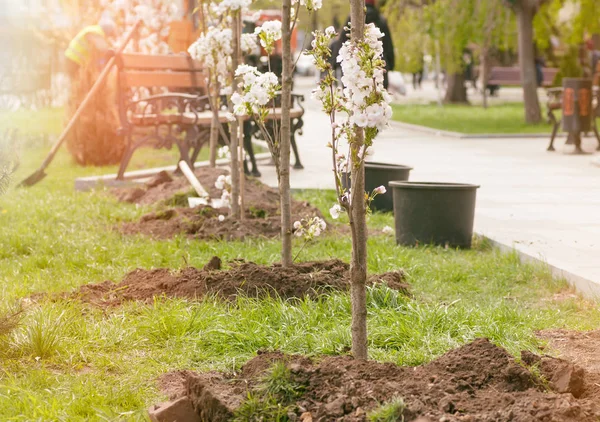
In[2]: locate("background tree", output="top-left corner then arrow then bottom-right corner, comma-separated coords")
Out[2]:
504,0 -> 548,124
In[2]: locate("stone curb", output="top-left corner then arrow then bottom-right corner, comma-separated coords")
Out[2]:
73,152 -> 272,192
477,233 -> 600,300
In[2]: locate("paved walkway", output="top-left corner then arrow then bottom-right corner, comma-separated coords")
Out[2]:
259,77 -> 600,298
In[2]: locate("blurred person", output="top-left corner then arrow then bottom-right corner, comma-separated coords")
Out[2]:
339,0 -> 395,89
64,16 -> 117,80
412,56 -> 424,90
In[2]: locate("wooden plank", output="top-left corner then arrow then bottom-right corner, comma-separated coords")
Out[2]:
121,71 -> 208,89
120,53 -> 203,71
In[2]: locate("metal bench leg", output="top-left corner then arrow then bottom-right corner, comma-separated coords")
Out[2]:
117,135 -> 136,180
593,118 -> 600,151
291,131 -> 303,169
244,122 -> 261,177
547,110 -> 560,152
291,117 -> 304,169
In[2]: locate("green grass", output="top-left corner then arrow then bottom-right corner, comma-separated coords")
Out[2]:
0,108 -> 599,420
392,103 -> 558,134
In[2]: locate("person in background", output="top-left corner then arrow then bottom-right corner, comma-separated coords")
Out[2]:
412,55 -> 424,90
64,16 -> 117,80
339,0 -> 395,89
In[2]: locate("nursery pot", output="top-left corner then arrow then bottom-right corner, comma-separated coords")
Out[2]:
389,181 -> 479,248
341,162 -> 412,212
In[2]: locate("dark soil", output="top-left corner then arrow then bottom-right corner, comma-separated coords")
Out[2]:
68,257 -> 409,307
172,339 -> 600,421
114,168 -> 326,240
537,329 -> 600,403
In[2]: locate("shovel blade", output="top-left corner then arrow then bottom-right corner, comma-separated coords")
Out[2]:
17,170 -> 47,188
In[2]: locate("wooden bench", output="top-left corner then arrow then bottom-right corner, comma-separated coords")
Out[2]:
488,66 -> 559,88
115,53 -> 305,180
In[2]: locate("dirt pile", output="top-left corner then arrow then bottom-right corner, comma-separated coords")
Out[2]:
69,258 -> 409,307
114,168 -> 326,240
168,339 -> 600,421
538,329 -> 600,403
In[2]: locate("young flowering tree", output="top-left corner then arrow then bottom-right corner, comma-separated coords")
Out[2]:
293,216 -> 327,260
233,0 -> 321,267
307,0 -> 392,359
189,0 -> 260,219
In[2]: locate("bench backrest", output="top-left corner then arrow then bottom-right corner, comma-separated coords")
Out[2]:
488,66 -> 558,87
117,53 -> 207,91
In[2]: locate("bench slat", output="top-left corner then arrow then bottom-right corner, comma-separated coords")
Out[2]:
121,71 -> 208,89
131,108 -> 305,126
120,53 -> 203,71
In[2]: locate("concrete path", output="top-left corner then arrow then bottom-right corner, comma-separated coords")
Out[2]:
258,77 -> 600,298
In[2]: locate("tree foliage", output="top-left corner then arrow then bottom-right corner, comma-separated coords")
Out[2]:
384,0 -> 514,75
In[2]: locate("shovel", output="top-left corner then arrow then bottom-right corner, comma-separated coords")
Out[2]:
18,21 -> 141,187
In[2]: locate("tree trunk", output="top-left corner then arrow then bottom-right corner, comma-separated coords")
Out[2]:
209,107 -> 218,167
349,0 -> 368,361
435,40 -> 443,107
516,2 -> 541,124
444,72 -> 468,104
280,0 -> 293,267
229,13 -> 241,219
481,49 -> 489,109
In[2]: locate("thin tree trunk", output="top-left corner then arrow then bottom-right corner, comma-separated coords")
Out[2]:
209,109 -> 218,167
481,49 -> 489,109
280,0 -> 293,267
229,13 -> 241,219
444,72 -> 468,104
516,2 -> 541,124
349,0 -> 368,361
435,40 -> 443,107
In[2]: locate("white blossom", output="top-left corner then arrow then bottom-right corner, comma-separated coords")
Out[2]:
329,204 -> 342,219
218,214 -> 225,222
291,0 -> 323,11
382,225 -> 394,234
373,185 -> 386,195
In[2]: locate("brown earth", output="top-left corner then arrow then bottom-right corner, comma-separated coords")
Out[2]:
538,329 -> 600,404
113,168 -> 328,240
172,339 -> 600,421
68,257 -> 409,307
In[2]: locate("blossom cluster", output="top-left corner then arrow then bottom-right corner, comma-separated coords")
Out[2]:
231,65 -> 280,116
291,0 -> 323,11
293,217 -> 327,240
104,0 -> 178,55
337,24 -> 392,131
216,0 -> 252,12
254,20 -> 282,54
215,174 -> 233,208
188,27 -> 233,86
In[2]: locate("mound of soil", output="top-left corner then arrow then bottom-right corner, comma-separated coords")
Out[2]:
70,257 -> 409,307
114,168 -> 325,240
538,329 -> 600,403
172,339 -> 600,421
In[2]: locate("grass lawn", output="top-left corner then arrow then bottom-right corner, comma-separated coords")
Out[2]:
392,102 -> 559,134
1,109 -> 599,420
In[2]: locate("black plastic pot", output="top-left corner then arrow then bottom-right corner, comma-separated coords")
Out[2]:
341,162 -> 412,212
389,181 -> 480,248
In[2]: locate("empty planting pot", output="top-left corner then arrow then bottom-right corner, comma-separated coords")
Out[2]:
341,162 -> 413,212
389,181 -> 480,248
